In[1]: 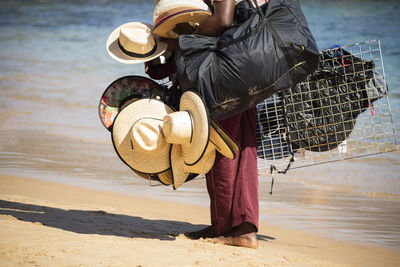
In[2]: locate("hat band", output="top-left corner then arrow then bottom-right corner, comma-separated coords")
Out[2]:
118,39 -> 158,58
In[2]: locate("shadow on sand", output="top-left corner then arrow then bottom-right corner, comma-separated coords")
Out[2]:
0,199 -> 275,242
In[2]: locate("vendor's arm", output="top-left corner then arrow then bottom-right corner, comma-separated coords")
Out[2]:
195,0 -> 235,36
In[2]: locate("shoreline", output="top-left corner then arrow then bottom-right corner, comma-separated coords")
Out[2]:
1,174 -> 399,266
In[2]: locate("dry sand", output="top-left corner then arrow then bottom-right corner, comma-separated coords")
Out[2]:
1,174 -> 399,267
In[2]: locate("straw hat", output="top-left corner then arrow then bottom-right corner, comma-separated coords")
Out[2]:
157,169 -> 173,185
112,98 -> 174,174
162,91 -> 210,166
170,118 -> 239,189
166,92 -> 240,189
106,22 -> 168,64
170,144 -> 215,189
153,0 -> 212,38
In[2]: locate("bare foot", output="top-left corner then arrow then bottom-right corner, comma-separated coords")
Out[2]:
185,226 -> 217,240
207,222 -> 258,249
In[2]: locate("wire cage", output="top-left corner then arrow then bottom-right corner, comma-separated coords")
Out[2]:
256,40 -> 398,175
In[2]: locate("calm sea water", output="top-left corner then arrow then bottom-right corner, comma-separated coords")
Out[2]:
0,0 -> 399,248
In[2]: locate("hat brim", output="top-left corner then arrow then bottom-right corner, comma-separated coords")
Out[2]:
170,144 -> 190,189
153,10 -> 211,38
99,75 -> 166,131
179,91 -> 210,166
209,116 -> 240,160
112,98 -> 175,174
133,169 -> 157,181
170,116 -> 239,190
170,144 -> 215,190
157,169 -> 173,185
131,168 -> 173,186
106,22 -> 168,64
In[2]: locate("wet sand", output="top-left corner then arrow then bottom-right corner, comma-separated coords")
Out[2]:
1,174 -> 400,266
1,128 -> 400,250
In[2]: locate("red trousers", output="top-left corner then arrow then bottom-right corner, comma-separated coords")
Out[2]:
206,107 -> 259,235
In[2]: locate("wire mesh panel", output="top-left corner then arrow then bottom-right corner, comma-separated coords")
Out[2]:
256,40 -> 398,174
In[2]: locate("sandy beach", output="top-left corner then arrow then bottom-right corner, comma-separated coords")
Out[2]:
1,174 -> 399,267
1,1 -> 400,266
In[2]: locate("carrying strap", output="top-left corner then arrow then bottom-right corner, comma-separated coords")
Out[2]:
218,0 -> 273,49
248,0 -> 267,20
246,0 -> 293,66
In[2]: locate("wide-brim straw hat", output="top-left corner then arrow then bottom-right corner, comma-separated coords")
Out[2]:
170,116 -> 240,189
153,0 -> 212,38
112,98 -> 174,174
163,91 -> 211,166
106,22 -> 168,64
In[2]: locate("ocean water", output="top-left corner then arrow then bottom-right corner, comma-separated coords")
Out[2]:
0,0 -> 399,248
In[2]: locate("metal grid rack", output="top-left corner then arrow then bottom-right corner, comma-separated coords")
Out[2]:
256,40 -> 398,174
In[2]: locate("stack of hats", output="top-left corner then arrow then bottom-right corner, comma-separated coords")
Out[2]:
111,90 -> 238,189
102,0 -> 238,189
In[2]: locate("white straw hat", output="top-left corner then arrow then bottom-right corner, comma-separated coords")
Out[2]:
153,0 -> 212,38
162,91 -> 210,166
106,22 -> 167,64
166,92 -> 240,189
112,98 -> 174,174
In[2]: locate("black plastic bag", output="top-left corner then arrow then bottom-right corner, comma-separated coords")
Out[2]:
284,48 -> 388,152
175,0 -> 319,120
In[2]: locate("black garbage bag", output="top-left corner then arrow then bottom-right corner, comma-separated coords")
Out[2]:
283,48 -> 388,152
175,0 -> 319,120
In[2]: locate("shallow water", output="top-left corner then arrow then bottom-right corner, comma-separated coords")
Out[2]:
0,0 -> 400,248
